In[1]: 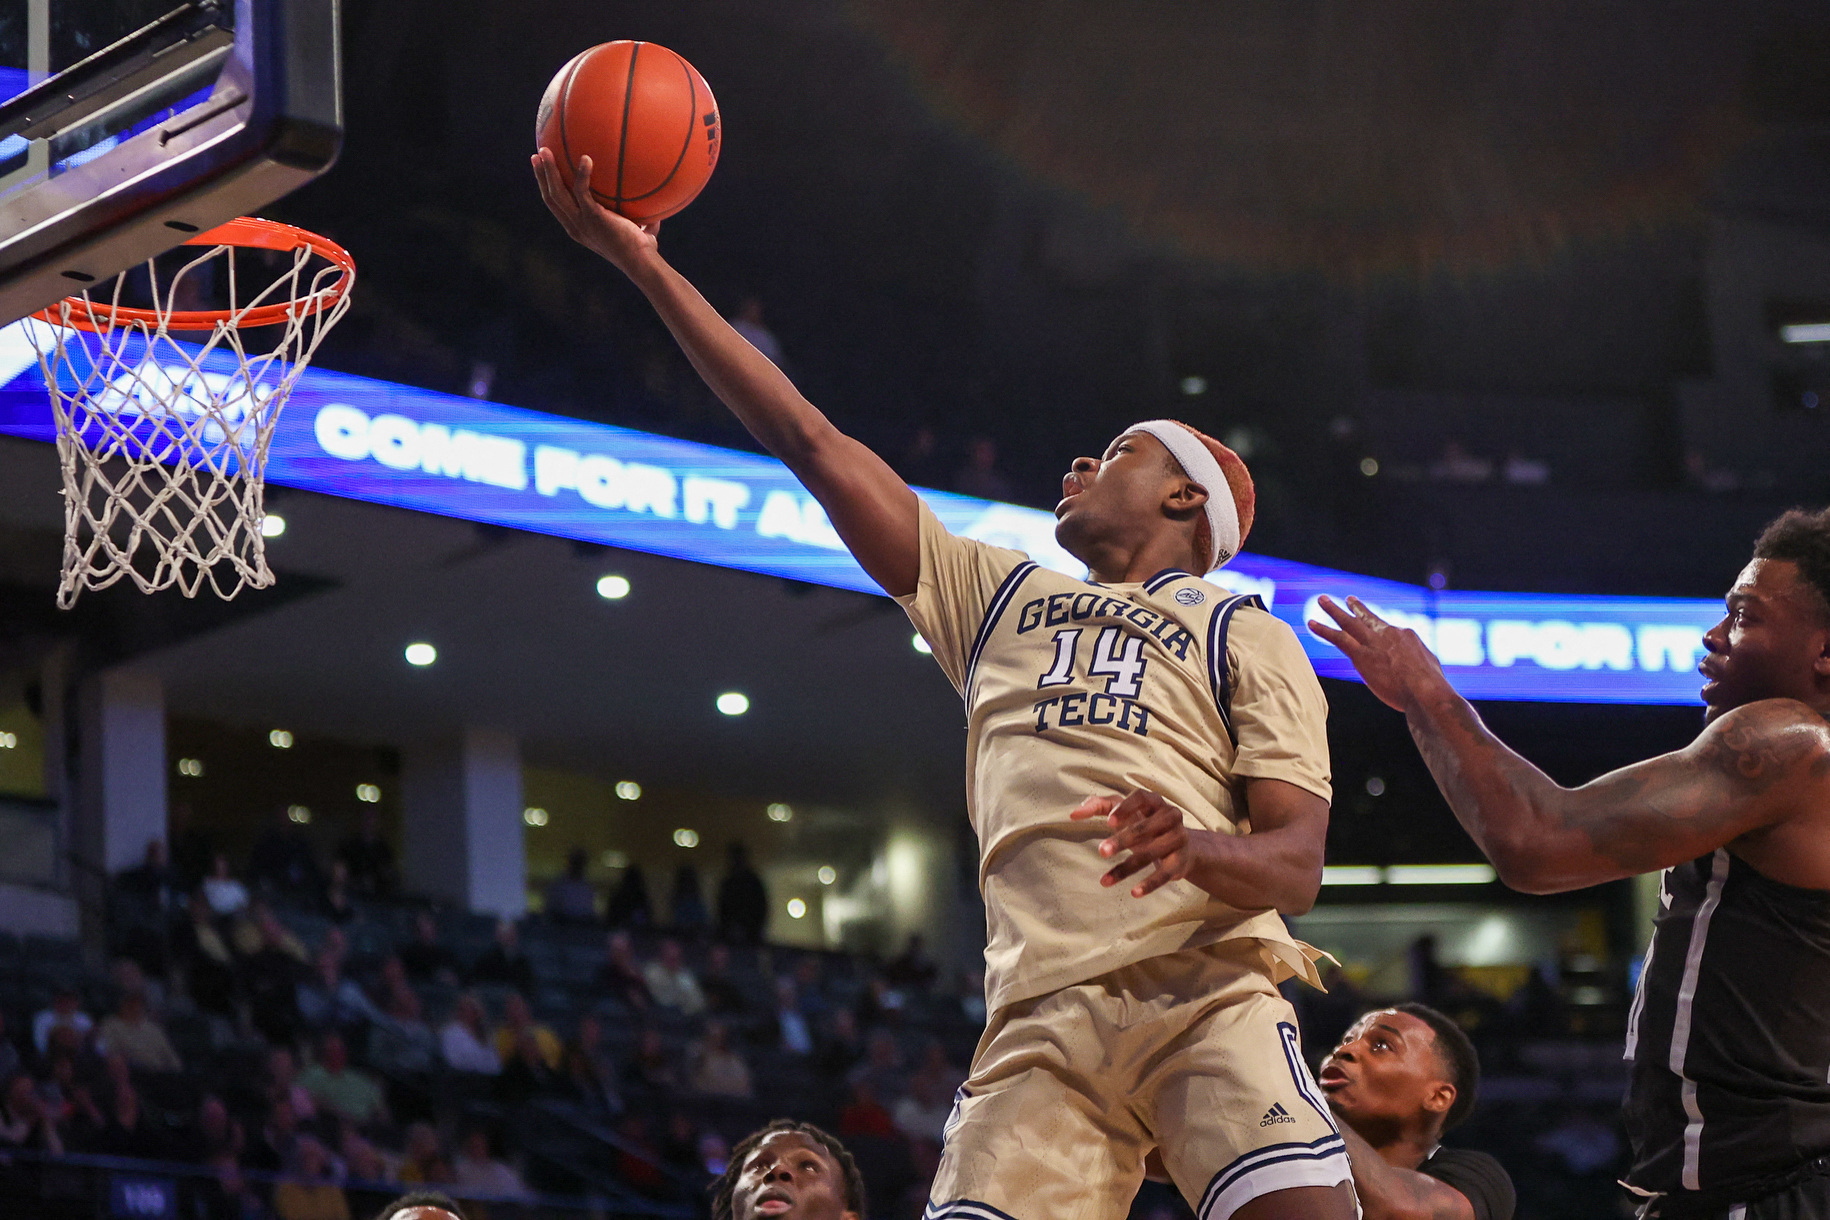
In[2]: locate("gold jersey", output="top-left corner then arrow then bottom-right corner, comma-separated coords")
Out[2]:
897,502 -> 1333,1013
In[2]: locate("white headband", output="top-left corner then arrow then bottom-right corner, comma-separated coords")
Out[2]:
1125,419 -> 1241,572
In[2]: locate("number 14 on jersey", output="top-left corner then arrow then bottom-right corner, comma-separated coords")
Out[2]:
1034,627 -> 1152,736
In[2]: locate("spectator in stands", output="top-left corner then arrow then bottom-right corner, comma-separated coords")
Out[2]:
729,296 -> 786,367
836,1078 -> 896,1140
847,1030 -> 905,1103
80,1053 -> 165,1158
368,984 -> 438,1076
174,890 -> 238,1019
689,1020 -> 753,1098
452,1127 -> 533,1201
791,957 -> 830,1021
194,1093 -> 245,1165
624,1027 -> 678,1094
606,862 -> 654,929
1318,1004 -> 1516,1220
891,1071 -> 951,1149
956,969 -> 986,1026
266,1046 -> 318,1123
240,905 -> 310,1044
397,1123 -> 455,1187
0,1070 -> 64,1155
203,852 -> 251,917
701,942 -> 747,1016
112,956 -> 167,1020
96,987 -> 181,1073
437,993 -> 500,1076
250,804 -> 325,899
597,930 -> 652,1011
492,992 -> 561,1070
716,843 -> 767,946
298,1032 -> 388,1128
544,846 -> 599,924
297,944 -> 381,1036
245,1097 -> 302,1174
561,1016 -> 623,1117
32,986 -> 92,1056
812,1008 -> 864,1081
954,435 -> 1012,501
882,934 -> 937,992
0,1013 -> 18,1084
643,938 -> 707,1015
468,919 -> 536,994
908,1039 -> 962,1101
671,863 -> 709,934
341,1127 -> 393,1186
335,805 -> 397,899
271,1136 -> 351,1220
709,1119 -> 867,1220
765,978 -> 814,1056
321,859 -> 358,924
398,911 -> 460,986
113,841 -> 181,969
197,1154 -> 264,1220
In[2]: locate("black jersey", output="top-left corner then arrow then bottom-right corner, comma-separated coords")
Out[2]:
1624,848 -> 1830,1198
1420,1147 -> 1515,1220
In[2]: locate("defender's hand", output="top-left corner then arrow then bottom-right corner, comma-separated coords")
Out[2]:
1071,790 -> 1219,898
531,149 -> 660,272
1308,594 -> 1450,714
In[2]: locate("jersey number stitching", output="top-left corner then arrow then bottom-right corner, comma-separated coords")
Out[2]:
1034,626 -> 1149,695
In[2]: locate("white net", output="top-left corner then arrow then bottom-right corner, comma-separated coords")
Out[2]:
25,233 -> 352,608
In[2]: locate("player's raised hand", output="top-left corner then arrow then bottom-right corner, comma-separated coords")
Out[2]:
1307,595 -> 1449,713
531,149 -> 660,273
1071,790 -> 1218,899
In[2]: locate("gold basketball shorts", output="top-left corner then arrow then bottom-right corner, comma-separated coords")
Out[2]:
925,940 -> 1353,1220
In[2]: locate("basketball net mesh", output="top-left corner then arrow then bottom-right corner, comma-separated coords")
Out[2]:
25,242 -> 350,607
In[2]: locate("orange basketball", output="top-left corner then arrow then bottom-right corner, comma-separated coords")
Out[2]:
536,41 -> 721,225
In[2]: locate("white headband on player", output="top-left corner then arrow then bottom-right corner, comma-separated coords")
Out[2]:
1124,419 -> 1241,572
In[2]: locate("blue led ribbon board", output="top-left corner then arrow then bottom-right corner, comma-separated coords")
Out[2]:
0,320 -> 1720,705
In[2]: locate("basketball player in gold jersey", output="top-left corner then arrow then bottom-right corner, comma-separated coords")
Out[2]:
535,149 -> 1355,1220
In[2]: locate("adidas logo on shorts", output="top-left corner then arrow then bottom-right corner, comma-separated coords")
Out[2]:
1259,1102 -> 1296,1127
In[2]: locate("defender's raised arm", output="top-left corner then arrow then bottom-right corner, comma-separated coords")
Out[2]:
533,149 -> 919,597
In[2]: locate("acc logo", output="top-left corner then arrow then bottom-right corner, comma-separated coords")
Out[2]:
1174,588 -> 1206,606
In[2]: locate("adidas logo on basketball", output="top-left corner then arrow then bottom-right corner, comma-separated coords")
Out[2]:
1260,1103 -> 1296,1127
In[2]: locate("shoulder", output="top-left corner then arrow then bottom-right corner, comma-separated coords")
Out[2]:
1693,699 -> 1830,782
1421,1147 -> 1516,1220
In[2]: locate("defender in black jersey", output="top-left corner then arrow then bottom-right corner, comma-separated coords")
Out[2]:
1311,508 -> 1830,1220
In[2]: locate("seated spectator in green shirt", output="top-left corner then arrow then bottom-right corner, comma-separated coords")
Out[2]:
297,1033 -> 388,1128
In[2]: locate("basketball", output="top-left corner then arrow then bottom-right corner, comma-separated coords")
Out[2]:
535,40 -> 721,225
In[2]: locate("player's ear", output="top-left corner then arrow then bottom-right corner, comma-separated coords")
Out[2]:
1164,478 -> 1208,514
1422,1080 -> 1456,1118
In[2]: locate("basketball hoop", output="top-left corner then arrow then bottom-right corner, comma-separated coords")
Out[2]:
24,217 -> 355,608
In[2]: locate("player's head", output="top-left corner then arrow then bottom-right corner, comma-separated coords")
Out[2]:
370,1192 -> 467,1220
1319,1004 -> 1478,1145
711,1120 -> 865,1220
1701,507 -> 1830,721
1055,421 -> 1254,576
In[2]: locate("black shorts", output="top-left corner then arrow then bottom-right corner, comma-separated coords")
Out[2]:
1638,1156 -> 1830,1220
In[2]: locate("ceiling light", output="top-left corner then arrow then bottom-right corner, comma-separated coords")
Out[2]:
673,828 -> 700,848
523,806 -> 548,826
786,898 -> 807,919
1179,376 -> 1208,396
287,805 -> 312,824
912,634 -> 932,655
615,781 -> 642,801
817,866 -> 836,886
766,803 -> 792,823
1360,458 -> 1379,477
176,758 -> 203,777
261,514 -> 286,538
1364,776 -> 1385,797
1781,323 -> 1830,344
269,729 -> 294,749
600,850 -> 628,869
1385,863 -> 1497,886
716,692 -> 749,716
597,574 -> 631,600
0,731 -> 16,749
404,642 -> 437,666
1320,866 -> 1383,886
356,784 -> 381,803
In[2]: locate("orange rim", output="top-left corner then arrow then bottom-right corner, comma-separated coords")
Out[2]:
32,217 -> 356,333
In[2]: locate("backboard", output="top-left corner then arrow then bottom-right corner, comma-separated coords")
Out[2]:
0,0 -> 341,326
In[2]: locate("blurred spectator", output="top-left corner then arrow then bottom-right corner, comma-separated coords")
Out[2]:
0,1014 -> 18,1083
497,1027 -> 560,1106
397,1123 -> 454,1187
438,994 -> 501,1076
909,1039 -> 963,1099
544,847 -> 599,924
813,1008 -> 864,1081
298,1033 -> 387,1127
194,1093 -> 245,1165
1429,439 -> 1494,483
31,986 -> 92,1055
341,1127 -> 393,1186
612,1112 -> 667,1195
1502,450 -> 1550,485
272,1136 -> 351,1220
643,938 -> 706,1016
398,911 -> 461,986
112,957 -> 167,1019
597,931 -> 652,1011
250,805 -> 325,899
766,978 -> 814,1056
847,1030 -> 906,1103
468,919 -> 536,993
729,297 -> 785,367
855,977 -> 905,1029
957,969 -> 987,1025
792,957 -> 831,1021
700,943 -> 747,1016
561,1016 -> 623,1117
245,1098 -> 301,1174
606,863 -> 654,929
0,1071 -> 64,1154
267,1046 -> 319,1123
167,800 -> 215,891
670,864 -> 709,934
897,424 -> 948,489
113,840 -> 182,954
883,934 -> 937,992
203,853 -> 251,917
715,843 -> 767,946
240,907 -> 309,1045
335,806 -> 397,899
452,1128 -> 533,1201
368,984 -> 438,1076
197,1154 -> 264,1220
836,1079 -> 897,1140
492,993 -> 561,1070
297,945 -> 381,1036
688,1021 -> 752,1098
175,890 -> 238,1019
95,987 -> 182,1073
954,435 -> 1012,501
321,860 -> 358,925
79,1054 -> 164,1158
891,1072 -> 952,1147
624,1028 -> 677,1094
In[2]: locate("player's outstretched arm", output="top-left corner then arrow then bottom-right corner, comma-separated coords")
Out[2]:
532,149 -> 919,597
1335,1124 -> 1475,1220
1071,779 -> 1328,914
1309,595 -> 1829,894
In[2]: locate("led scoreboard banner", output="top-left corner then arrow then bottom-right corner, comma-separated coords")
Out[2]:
0,321 -> 1720,705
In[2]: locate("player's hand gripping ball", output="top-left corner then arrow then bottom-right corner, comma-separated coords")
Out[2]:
535,40 -> 720,225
